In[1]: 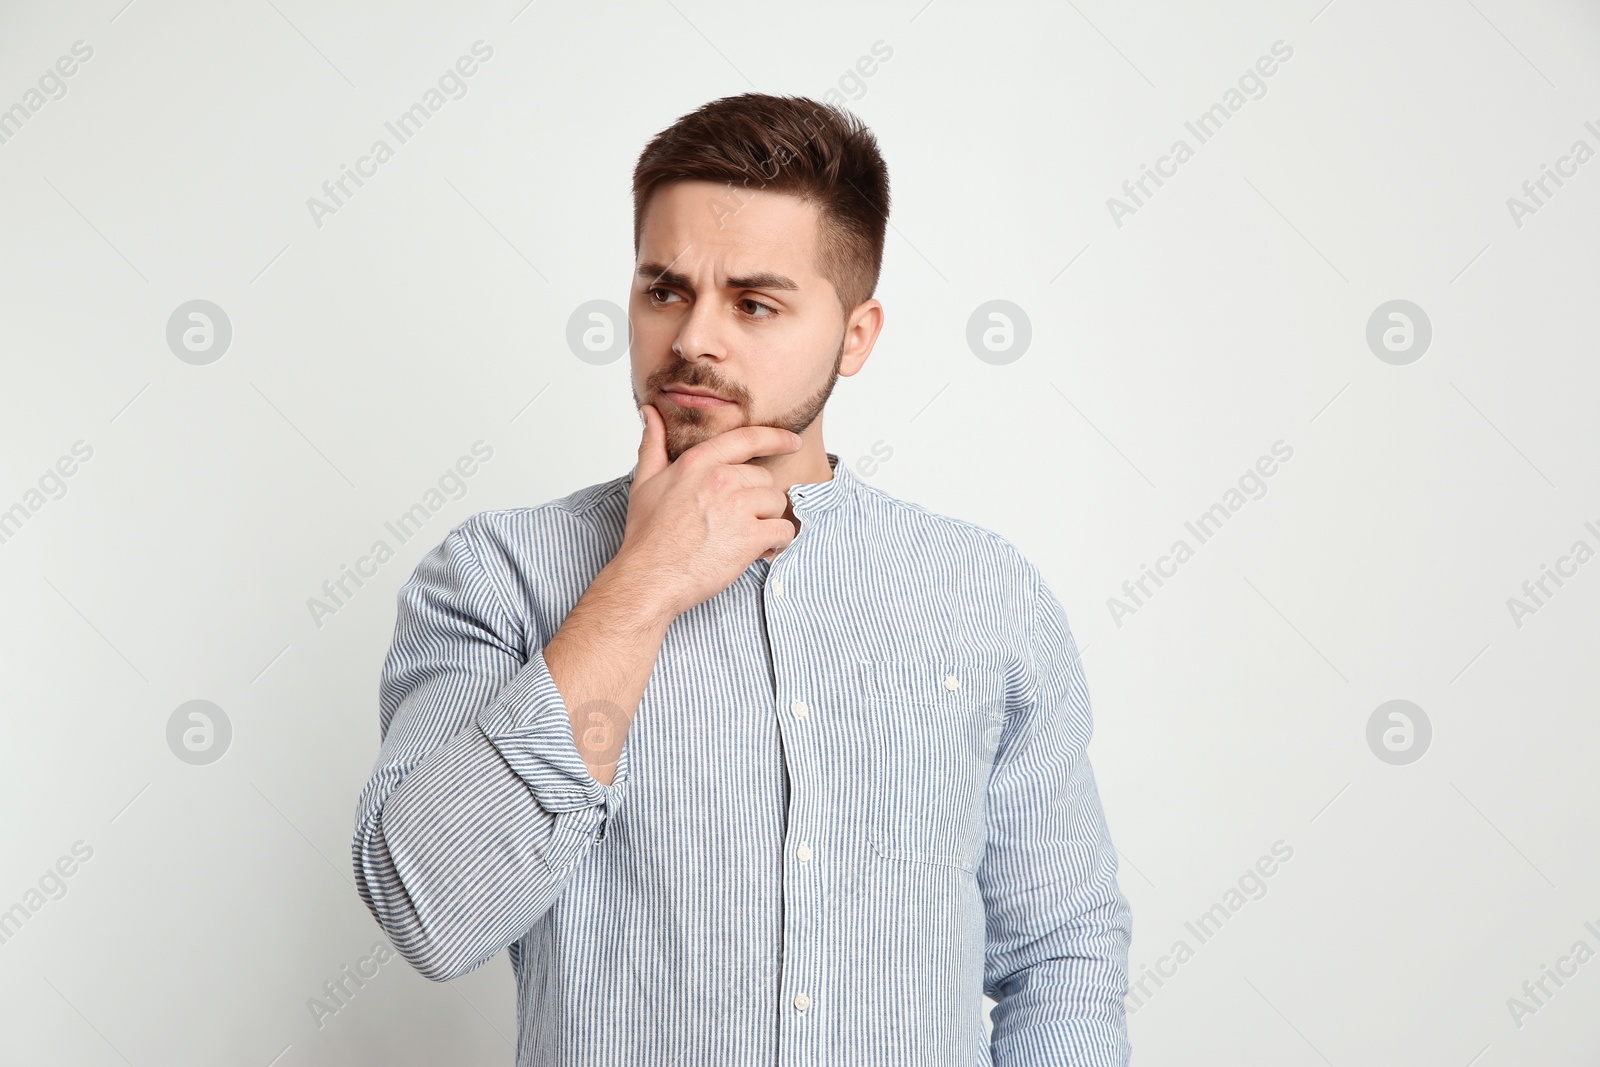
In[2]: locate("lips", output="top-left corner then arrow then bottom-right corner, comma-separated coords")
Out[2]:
662,385 -> 730,402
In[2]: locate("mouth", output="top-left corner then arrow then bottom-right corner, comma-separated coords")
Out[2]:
660,386 -> 737,410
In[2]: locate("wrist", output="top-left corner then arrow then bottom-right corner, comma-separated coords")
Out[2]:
595,554 -> 681,629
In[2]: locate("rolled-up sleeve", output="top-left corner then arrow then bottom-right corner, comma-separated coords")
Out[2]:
351,516 -> 633,983
978,564 -> 1132,1066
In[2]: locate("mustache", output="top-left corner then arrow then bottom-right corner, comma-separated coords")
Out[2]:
656,372 -> 742,400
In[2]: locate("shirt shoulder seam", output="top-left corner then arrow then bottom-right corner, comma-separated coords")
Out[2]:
853,480 -> 1029,560
452,478 -> 630,633
465,474 -> 628,527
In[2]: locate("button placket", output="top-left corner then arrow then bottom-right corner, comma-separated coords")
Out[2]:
766,526 -> 825,1039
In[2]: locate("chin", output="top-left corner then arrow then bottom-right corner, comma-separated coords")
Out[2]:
666,404 -> 741,425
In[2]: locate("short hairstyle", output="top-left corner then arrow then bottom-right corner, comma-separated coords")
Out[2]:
631,93 -> 891,316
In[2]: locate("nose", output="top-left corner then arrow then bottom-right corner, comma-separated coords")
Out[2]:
672,293 -> 730,363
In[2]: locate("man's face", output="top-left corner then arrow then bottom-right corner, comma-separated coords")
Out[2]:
629,179 -> 879,464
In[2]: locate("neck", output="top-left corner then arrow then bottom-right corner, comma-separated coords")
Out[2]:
756,439 -> 831,483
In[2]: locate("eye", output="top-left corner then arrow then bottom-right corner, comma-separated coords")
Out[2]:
646,287 -> 681,305
739,298 -> 777,319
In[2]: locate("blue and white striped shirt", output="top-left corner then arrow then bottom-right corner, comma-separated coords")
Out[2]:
352,451 -> 1132,1066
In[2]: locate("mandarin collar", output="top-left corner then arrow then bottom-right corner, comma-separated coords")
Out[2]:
787,451 -> 851,517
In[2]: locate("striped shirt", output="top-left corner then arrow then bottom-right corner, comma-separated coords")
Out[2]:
352,450 -> 1132,1066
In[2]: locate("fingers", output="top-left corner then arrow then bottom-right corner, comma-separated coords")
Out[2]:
635,404 -> 669,484
687,424 -> 803,470
756,517 -> 798,557
734,486 -> 794,520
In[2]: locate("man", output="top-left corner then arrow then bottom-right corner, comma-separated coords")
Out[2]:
353,92 -> 1132,1065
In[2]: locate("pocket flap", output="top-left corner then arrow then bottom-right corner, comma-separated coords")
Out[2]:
856,658 -> 1006,712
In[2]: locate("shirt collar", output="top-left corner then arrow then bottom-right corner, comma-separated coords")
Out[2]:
788,451 -> 852,518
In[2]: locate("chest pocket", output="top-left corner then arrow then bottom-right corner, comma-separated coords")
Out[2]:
860,659 -> 1007,872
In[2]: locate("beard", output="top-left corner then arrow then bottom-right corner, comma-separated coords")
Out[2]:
634,335 -> 845,464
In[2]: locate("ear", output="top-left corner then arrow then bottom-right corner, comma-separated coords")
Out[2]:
839,299 -> 883,377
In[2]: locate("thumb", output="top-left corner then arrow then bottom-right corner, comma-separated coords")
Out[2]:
635,403 -> 670,484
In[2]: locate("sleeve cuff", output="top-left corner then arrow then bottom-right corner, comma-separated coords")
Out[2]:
475,646 -> 633,817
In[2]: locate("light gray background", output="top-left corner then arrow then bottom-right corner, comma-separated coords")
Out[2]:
2,0 -> 1597,1063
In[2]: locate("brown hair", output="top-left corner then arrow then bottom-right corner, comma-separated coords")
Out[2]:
632,93 -> 891,315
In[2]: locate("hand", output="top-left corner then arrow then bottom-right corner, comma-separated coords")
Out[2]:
609,404 -> 802,619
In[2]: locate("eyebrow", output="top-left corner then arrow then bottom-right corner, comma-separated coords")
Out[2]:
636,262 -> 799,292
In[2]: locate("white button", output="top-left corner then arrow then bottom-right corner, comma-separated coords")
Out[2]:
797,843 -> 812,862
773,579 -> 785,596
944,675 -> 960,691
793,992 -> 811,1011
792,700 -> 808,719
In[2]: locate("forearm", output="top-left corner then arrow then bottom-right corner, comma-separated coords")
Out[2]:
353,520 -> 669,981
543,557 -> 677,786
